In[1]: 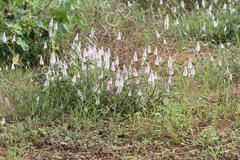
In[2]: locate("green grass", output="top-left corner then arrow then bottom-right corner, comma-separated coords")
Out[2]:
0,0 -> 240,159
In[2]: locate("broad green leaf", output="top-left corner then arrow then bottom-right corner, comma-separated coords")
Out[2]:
16,38 -> 29,51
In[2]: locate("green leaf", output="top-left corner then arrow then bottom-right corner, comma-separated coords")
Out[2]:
72,16 -> 89,32
16,38 -> 29,51
49,7 -> 68,23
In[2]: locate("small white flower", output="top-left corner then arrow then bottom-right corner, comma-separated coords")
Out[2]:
223,3 -> 227,10
95,97 -> 100,105
12,35 -> 16,42
127,1 -> 131,7
168,56 -> 172,69
220,44 -> 224,49
44,80 -> 49,87
213,19 -> 218,28
196,2 -> 199,10
54,23 -> 58,31
191,66 -> 195,75
145,63 -> 150,75
160,0 -> 163,5
155,56 -> 160,65
49,17 -> 54,28
229,73 -> 232,81
188,58 -> 192,69
111,62 -> 116,71
133,67 -> 138,76
90,27 -> 94,38
133,51 -> 138,62
72,75 -> 77,83
148,70 -> 155,86
168,77 -> 172,84
174,19 -> 179,26
154,47 -> 158,55
147,45 -> 151,53
117,32 -> 121,40
181,1 -> 185,9
164,14 -> 169,30
1,117 -> 6,126
2,32 -> 7,43
210,56 -> 214,62
128,90 -> 132,96
115,56 -> 119,66
183,66 -> 188,77
136,78 -> 140,84
137,90 -> 142,96
163,39 -> 167,45
202,0 -> 205,9
196,42 -> 200,53
156,31 -> 160,39
166,86 -> 170,92
44,42 -> 47,49
36,96 -> 39,103
74,33 -> 79,41
11,64 -> 15,70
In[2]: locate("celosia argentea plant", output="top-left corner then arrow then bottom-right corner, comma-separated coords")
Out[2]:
34,35 -> 171,118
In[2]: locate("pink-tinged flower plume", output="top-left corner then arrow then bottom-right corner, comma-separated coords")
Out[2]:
155,56 -> 160,65
168,77 -> 172,84
196,42 -> 200,53
117,32 -> 121,40
43,42 -> 47,49
164,14 -> 169,30
183,66 -> 187,77
50,52 -> 56,66
133,51 -> 138,62
111,62 -> 116,71
127,1 -> 131,7
133,67 -> 138,76
40,55 -> 44,65
168,56 -> 172,69
115,56 -> 119,66
148,70 -> 155,86
191,66 -> 195,76
188,58 -> 192,69
145,63 -> 150,75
